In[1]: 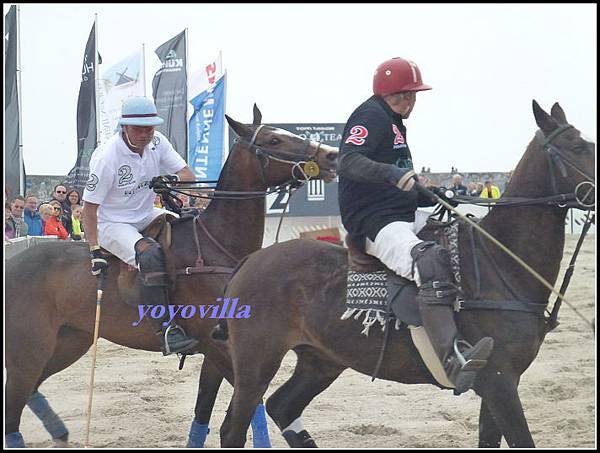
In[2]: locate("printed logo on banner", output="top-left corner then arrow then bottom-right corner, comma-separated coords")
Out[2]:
266,192 -> 290,214
307,180 -> 325,201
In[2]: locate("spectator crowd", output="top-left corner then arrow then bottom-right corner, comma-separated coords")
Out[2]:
5,184 -> 85,242
6,183 -> 208,242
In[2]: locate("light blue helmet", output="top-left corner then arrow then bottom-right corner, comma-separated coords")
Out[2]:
118,97 -> 164,127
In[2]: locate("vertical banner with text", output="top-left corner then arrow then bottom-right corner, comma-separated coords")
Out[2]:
4,5 -> 25,199
65,20 -> 98,194
98,49 -> 144,143
152,30 -> 187,160
188,53 -> 226,181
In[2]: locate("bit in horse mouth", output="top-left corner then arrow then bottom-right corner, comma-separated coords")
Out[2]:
322,169 -> 337,182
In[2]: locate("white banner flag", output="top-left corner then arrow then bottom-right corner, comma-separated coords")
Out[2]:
187,51 -> 224,121
98,49 -> 144,143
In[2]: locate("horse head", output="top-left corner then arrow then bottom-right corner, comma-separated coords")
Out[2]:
225,104 -> 338,187
516,100 -> 595,208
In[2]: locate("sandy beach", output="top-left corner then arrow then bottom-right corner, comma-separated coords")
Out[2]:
18,234 -> 596,448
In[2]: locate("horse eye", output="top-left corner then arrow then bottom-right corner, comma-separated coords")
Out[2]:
269,137 -> 280,145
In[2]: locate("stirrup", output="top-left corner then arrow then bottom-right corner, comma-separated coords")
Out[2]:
160,324 -> 198,356
453,339 -> 488,371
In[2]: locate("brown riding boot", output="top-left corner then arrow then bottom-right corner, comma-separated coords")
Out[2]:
412,241 -> 494,394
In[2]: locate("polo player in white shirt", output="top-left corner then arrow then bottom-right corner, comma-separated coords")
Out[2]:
82,96 -> 199,355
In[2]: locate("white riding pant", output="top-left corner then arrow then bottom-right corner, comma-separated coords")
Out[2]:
365,210 -> 430,286
97,207 -> 174,267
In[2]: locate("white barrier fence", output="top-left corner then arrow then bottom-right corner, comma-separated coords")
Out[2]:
4,207 -> 594,259
4,235 -> 59,260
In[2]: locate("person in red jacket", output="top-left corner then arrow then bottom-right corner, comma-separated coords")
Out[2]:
44,200 -> 69,240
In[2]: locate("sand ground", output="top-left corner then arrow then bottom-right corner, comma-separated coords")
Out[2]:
18,235 -> 596,448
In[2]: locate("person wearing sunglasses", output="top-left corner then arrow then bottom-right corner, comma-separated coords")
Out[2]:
51,184 -> 73,235
43,200 -> 69,240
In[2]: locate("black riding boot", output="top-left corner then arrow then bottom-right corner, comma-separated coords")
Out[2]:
411,241 -> 494,394
135,238 -> 200,356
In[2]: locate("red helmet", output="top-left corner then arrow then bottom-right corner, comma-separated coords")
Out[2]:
373,57 -> 432,96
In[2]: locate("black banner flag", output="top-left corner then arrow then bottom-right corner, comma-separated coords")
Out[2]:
152,30 -> 187,160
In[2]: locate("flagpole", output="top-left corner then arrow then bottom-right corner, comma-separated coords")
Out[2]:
94,13 -> 100,149
222,52 -> 228,167
142,43 -> 147,97
16,5 -> 24,195
184,28 -> 189,165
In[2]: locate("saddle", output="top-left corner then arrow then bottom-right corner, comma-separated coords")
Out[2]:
100,213 -> 179,306
343,217 -> 458,334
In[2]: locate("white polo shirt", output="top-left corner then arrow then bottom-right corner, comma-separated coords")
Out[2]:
83,131 -> 186,224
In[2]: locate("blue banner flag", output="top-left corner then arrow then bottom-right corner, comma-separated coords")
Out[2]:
188,74 -> 226,181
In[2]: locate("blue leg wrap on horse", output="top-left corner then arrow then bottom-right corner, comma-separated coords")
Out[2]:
186,419 -> 210,448
251,403 -> 272,448
5,432 -> 26,448
26,391 -> 69,440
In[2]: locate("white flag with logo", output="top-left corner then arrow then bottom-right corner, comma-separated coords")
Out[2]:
98,49 -> 144,143
187,51 -> 224,120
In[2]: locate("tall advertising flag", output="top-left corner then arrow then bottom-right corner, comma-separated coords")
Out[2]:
152,30 -> 187,160
4,5 -> 25,199
188,53 -> 226,181
65,19 -> 99,194
98,49 -> 144,144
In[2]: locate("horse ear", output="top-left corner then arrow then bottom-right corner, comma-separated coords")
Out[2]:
252,104 -> 262,126
532,100 -> 558,133
225,114 -> 253,138
550,102 -> 568,125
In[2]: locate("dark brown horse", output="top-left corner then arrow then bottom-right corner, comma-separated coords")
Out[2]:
4,105 -> 338,448
216,101 -> 595,447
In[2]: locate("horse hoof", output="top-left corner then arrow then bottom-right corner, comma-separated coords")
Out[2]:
282,430 -> 317,448
53,438 -> 69,448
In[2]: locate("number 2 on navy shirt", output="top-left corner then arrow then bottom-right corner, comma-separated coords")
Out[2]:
345,125 -> 368,145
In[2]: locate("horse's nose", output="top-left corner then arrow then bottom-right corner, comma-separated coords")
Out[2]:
320,144 -> 339,164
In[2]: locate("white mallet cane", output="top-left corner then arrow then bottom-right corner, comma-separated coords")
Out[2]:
84,273 -> 106,447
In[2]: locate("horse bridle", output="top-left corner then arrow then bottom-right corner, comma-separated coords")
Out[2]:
235,125 -> 326,184
537,124 -> 595,209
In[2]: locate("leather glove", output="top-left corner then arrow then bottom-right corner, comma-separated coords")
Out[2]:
395,169 -> 417,191
90,246 -> 108,277
150,174 -> 179,191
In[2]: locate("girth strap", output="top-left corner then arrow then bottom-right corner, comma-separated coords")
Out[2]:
455,299 -> 547,316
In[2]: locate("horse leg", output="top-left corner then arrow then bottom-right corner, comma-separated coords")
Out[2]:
266,346 -> 345,448
27,326 -> 92,446
220,346 -> 288,447
5,323 -> 59,448
474,371 -> 534,447
187,358 -> 223,447
478,399 -> 503,447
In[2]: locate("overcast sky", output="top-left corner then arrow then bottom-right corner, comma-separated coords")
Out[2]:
4,3 -> 597,176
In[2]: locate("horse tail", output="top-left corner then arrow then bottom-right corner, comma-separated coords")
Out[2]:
212,254 -> 252,342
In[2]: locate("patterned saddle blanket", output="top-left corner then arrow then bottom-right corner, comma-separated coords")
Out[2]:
341,220 -> 461,336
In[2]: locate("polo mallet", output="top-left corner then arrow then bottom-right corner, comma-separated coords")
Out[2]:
84,273 -> 106,447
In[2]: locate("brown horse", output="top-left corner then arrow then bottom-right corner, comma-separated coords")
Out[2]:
4,105 -> 338,448
216,101 -> 595,447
